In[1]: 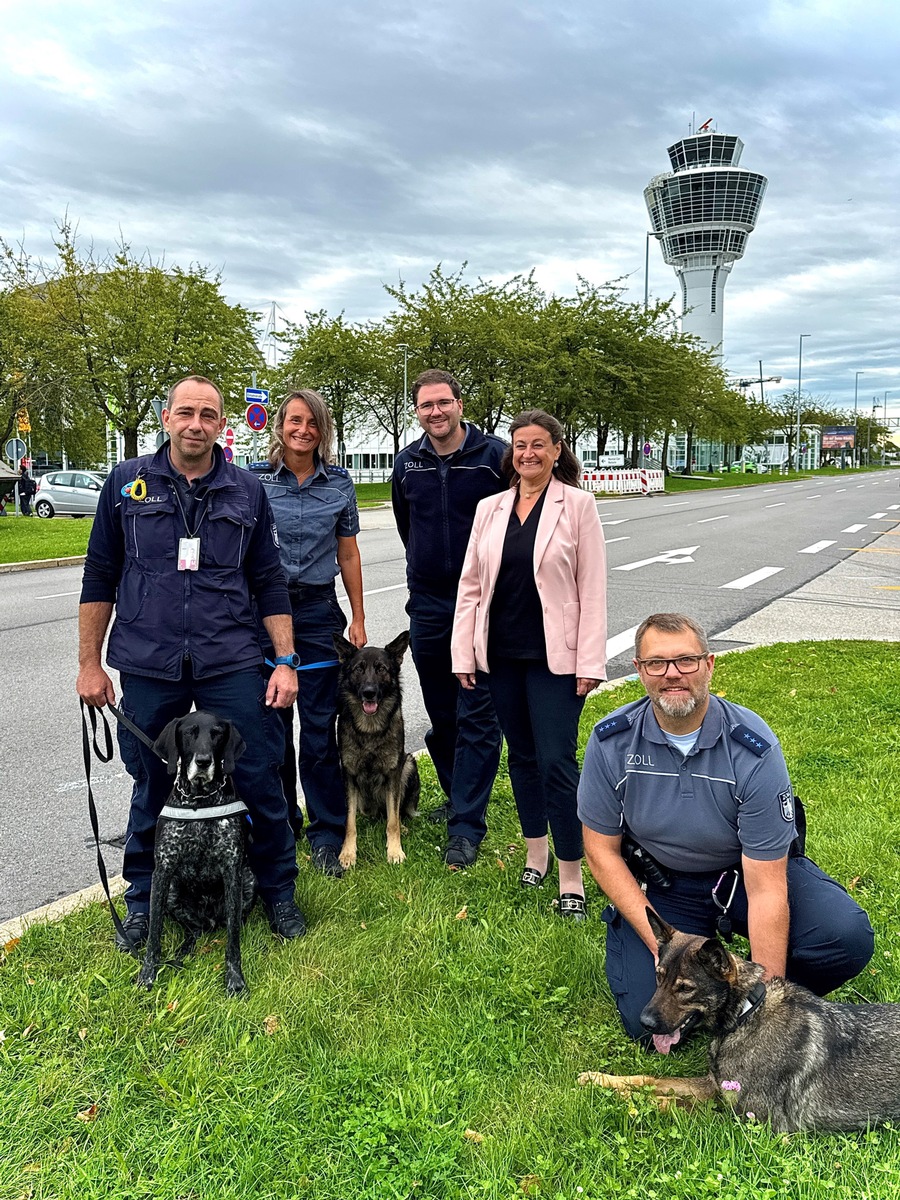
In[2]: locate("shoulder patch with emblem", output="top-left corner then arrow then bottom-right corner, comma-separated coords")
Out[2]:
730,724 -> 771,756
592,714 -> 630,742
326,463 -> 350,478
778,788 -> 795,822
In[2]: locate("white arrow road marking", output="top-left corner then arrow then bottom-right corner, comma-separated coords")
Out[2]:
799,540 -> 836,554
606,625 -> 640,659
721,566 -> 784,590
614,546 -> 699,572
842,524 -> 866,533
697,515 -> 728,524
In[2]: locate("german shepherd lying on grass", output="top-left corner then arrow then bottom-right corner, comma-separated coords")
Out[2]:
332,631 -> 420,868
580,909 -> 900,1132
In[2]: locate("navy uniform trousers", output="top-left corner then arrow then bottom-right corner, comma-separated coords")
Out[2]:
603,855 -> 875,1041
407,590 -> 501,844
118,664 -> 298,913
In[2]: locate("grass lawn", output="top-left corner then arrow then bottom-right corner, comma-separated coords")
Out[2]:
0,516 -> 93,564
2,642 -> 899,1199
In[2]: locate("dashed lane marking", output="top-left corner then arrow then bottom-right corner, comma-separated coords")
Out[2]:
720,566 -> 784,590
799,540 -> 836,554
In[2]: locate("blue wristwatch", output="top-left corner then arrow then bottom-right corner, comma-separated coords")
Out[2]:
274,653 -> 302,669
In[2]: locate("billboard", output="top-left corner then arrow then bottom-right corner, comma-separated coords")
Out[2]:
822,426 -> 856,450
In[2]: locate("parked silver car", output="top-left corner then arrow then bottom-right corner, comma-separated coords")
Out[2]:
33,469 -> 106,518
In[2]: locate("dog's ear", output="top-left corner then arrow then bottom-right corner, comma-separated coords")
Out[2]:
152,719 -> 181,776
385,630 -> 410,662
222,721 -> 246,775
646,908 -> 675,947
333,633 -> 357,662
696,937 -> 733,979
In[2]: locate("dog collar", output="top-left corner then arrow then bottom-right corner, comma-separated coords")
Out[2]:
733,981 -> 767,1028
159,800 -> 249,820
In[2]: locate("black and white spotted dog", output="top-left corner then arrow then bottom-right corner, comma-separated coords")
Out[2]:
137,711 -> 257,997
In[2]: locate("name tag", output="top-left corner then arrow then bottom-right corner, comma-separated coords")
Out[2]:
178,537 -> 200,571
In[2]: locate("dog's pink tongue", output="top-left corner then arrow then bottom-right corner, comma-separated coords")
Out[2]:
652,1029 -> 682,1055
363,700 -> 379,715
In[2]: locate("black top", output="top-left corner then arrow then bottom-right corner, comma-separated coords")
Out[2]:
487,488 -> 547,662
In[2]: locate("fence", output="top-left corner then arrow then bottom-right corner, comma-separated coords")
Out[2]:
581,469 -> 665,495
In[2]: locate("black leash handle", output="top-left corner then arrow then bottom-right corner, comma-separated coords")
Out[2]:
79,700 -> 139,957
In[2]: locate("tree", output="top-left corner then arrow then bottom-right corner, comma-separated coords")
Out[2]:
1,222 -> 263,458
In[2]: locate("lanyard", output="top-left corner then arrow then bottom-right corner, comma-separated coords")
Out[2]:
170,481 -> 211,539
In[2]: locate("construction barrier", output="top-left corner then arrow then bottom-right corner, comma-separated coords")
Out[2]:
581,469 -> 665,496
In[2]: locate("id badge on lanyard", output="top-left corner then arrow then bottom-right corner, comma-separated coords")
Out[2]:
178,537 -> 201,571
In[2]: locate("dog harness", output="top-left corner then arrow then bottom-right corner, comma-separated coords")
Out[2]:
159,800 -> 249,820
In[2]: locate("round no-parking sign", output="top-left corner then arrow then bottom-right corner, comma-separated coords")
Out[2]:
246,403 -> 268,432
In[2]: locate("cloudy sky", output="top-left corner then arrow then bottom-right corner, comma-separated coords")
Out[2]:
2,0 -> 898,424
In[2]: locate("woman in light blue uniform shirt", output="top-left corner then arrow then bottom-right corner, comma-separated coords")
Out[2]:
257,389 -> 366,877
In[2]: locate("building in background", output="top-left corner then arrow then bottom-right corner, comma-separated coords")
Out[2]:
644,127 -> 767,355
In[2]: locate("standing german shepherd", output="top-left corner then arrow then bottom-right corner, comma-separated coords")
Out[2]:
580,909 -> 900,1132
332,631 -> 420,868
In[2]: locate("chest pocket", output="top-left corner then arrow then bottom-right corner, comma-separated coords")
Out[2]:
203,497 -> 254,568
124,494 -> 177,562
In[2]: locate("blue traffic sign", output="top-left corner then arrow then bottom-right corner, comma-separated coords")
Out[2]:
246,403 -> 269,432
244,387 -> 270,406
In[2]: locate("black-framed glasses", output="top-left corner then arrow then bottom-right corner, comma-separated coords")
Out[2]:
414,398 -> 458,413
635,655 -> 708,676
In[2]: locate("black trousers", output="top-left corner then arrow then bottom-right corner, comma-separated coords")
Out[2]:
486,657 -> 586,861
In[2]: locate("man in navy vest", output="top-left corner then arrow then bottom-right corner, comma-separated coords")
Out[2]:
77,376 -> 306,950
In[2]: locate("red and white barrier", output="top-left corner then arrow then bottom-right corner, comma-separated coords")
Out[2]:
581,469 -> 664,495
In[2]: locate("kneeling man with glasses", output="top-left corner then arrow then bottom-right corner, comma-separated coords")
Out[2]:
577,612 -> 874,1044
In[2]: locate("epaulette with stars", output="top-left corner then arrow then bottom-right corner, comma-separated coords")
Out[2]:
729,724 -> 771,756
592,714 -> 631,742
326,463 -> 351,478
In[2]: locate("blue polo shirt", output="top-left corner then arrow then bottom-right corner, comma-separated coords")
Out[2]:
251,459 -> 359,586
577,694 -> 797,872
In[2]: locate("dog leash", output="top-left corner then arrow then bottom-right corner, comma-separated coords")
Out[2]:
79,701 -> 142,957
264,657 -> 338,671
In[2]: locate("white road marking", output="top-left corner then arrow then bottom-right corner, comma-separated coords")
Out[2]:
361,583 -> 408,598
697,515 -> 728,524
857,485 -> 866,488
721,566 -> 784,590
842,524 -> 866,533
763,488 -> 778,492
765,503 -> 786,508
869,512 -> 887,519
836,489 -> 846,493
806,494 -> 822,498
604,536 -> 631,544
663,501 -> 690,507
603,519 -> 629,525
36,590 -> 80,599
799,540 -> 836,554
890,505 -> 900,511
606,626 -> 639,659
615,545 -> 699,571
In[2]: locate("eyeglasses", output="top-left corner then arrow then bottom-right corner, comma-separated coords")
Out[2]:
415,398 -> 458,413
635,655 -> 708,676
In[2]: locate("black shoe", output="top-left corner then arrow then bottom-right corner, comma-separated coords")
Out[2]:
558,893 -> 587,922
443,835 -> 479,870
115,912 -> 149,954
520,852 -> 555,889
266,898 -> 307,939
310,844 -> 345,879
427,801 -> 454,824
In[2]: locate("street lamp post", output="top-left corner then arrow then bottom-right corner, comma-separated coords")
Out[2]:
867,400 -> 881,465
853,370 -> 864,468
796,334 -> 811,470
398,343 -> 410,453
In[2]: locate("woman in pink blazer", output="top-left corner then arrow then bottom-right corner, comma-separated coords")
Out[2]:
452,409 -> 607,919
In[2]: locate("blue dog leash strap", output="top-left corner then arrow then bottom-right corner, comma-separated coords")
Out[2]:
79,700 -> 139,957
264,658 -> 339,671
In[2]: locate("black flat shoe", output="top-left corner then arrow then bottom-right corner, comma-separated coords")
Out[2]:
558,893 -> 587,922
520,851 -> 554,889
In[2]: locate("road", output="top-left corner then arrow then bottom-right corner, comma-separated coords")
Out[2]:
1,472 -> 897,921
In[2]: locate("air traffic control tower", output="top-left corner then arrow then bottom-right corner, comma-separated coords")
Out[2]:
644,131 -> 767,353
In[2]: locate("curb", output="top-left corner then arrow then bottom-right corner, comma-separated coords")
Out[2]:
0,876 -> 127,946
0,555 -> 86,574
